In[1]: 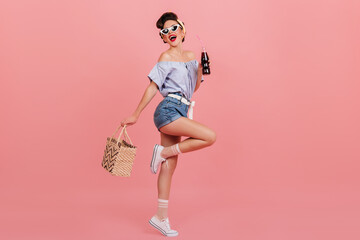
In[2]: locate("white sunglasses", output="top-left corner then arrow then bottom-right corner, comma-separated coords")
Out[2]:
160,24 -> 182,35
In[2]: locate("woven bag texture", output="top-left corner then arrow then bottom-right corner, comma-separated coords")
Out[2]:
102,125 -> 137,177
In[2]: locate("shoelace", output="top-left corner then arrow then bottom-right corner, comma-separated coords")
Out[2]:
161,218 -> 171,230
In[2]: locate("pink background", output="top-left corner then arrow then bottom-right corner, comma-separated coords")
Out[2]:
1,0 -> 359,239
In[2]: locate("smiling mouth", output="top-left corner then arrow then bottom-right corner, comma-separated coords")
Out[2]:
169,35 -> 177,42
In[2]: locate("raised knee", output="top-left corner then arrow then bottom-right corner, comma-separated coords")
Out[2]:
206,130 -> 216,145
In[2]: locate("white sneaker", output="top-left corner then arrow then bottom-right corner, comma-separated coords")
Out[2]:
149,215 -> 179,237
150,144 -> 167,174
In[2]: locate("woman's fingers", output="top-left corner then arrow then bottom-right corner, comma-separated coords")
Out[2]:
121,116 -> 137,127
120,118 -> 128,127
121,120 -> 130,126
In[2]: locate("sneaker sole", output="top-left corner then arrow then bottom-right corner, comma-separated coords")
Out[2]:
149,218 -> 179,237
150,144 -> 159,174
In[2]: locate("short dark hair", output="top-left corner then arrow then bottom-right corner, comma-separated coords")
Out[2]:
156,12 -> 185,43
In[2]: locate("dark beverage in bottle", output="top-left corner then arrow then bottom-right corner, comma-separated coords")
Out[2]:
201,49 -> 210,75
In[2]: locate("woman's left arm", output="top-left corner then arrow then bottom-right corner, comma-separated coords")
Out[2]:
194,64 -> 203,92
188,50 -> 210,92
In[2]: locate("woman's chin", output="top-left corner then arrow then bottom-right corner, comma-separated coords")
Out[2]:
168,40 -> 180,46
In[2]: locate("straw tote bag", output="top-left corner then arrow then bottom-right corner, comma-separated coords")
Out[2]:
102,125 -> 137,177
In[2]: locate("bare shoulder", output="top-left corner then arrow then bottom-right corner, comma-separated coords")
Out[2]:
157,52 -> 172,62
157,50 -> 196,62
185,51 -> 196,61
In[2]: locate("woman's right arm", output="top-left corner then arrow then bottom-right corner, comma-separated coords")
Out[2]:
120,81 -> 158,127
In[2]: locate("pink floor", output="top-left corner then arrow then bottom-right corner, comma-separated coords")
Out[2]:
1,163 -> 359,240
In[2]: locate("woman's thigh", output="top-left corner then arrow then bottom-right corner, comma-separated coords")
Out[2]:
159,117 -> 216,143
161,132 -> 181,147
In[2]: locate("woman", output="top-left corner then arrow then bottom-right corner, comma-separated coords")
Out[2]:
120,12 -> 216,237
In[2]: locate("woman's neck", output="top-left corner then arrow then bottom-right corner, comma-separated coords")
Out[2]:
168,43 -> 184,56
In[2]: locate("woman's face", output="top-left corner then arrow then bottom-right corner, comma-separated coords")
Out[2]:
161,20 -> 185,46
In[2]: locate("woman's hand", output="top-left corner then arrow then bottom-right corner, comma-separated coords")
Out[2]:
198,60 -> 211,70
120,114 -> 139,127
198,60 -> 211,77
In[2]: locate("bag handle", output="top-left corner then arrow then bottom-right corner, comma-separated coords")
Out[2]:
118,126 -> 133,145
110,125 -> 133,145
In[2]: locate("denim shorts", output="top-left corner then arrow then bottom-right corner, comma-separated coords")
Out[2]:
153,92 -> 190,132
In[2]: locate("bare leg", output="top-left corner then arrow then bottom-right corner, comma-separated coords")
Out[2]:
156,132 -> 181,220
155,117 -> 216,220
159,117 -> 216,157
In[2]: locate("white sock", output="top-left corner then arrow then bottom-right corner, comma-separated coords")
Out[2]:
156,198 -> 168,221
170,143 -> 182,156
160,143 -> 182,160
